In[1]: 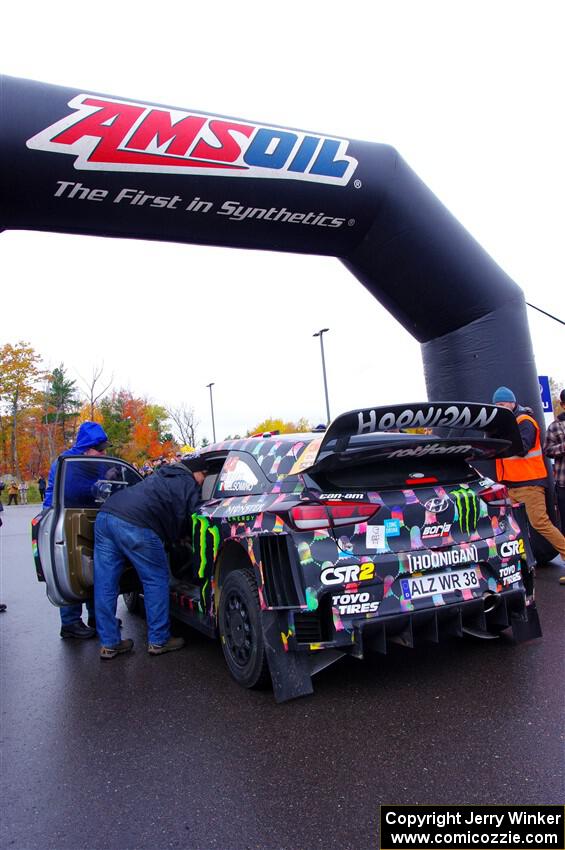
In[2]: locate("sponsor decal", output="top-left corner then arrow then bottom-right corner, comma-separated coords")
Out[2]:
387,443 -> 472,458
356,404 -> 498,434
424,496 -> 450,513
331,592 -> 379,616
450,487 -> 479,534
226,501 -> 266,516
406,544 -> 479,573
422,522 -> 452,538
384,518 -> 401,537
499,538 -> 526,558
226,514 -> 256,524
218,457 -> 258,492
319,493 -> 364,501
289,438 -> 323,475
499,564 -> 517,578
502,571 -> 522,586
27,95 -> 358,186
366,525 -> 386,549
320,563 -> 375,586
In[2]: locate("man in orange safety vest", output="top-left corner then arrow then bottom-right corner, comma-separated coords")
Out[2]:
492,386 -> 565,565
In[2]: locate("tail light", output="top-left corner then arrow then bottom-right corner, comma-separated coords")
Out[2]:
405,476 -> 438,485
479,483 -> 509,505
290,502 -> 380,530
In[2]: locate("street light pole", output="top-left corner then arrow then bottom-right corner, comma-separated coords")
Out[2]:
313,328 -> 331,424
206,382 -> 216,443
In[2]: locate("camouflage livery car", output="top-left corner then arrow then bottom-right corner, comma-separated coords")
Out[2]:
32,402 -> 541,702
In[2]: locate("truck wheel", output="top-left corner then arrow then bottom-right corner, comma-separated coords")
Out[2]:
219,569 -> 270,689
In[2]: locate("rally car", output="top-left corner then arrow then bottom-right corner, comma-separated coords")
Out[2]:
32,402 -> 542,702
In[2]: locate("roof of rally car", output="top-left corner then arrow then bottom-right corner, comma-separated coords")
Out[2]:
190,403 -> 521,480
193,430 -> 460,481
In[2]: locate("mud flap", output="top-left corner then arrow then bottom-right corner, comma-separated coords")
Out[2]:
511,602 -> 543,642
261,610 -> 314,703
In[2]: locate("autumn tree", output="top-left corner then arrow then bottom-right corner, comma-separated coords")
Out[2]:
79,364 -> 113,420
167,404 -> 199,449
45,365 -> 81,444
246,416 -> 312,437
99,391 -> 175,464
0,342 -> 44,475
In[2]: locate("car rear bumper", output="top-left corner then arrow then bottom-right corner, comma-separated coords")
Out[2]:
261,588 -> 542,703
290,587 -> 541,654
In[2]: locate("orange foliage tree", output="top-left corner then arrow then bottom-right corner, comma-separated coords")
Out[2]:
98,390 -> 175,464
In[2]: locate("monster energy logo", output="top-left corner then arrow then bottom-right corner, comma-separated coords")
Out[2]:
191,515 -> 221,614
450,488 -> 478,534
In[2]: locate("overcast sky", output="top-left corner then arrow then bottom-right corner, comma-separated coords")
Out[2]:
2,1 -> 563,442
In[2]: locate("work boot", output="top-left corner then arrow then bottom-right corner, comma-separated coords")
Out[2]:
60,620 -> 96,639
99,639 -> 134,660
147,636 -> 185,655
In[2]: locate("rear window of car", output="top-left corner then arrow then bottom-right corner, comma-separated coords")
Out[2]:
311,456 -> 477,490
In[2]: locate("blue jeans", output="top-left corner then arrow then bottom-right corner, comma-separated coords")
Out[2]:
60,600 -> 94,626
94,512 -> 171,647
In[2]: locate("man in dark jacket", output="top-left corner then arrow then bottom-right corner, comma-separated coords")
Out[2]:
93,456 -> 208,659
44,420 -> 110,639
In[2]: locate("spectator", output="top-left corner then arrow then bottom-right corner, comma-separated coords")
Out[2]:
19,480 -> 29,505
37,476 -> 46,502
94,455 -> 208,659
43,420 -> 110,639
543,388 -> 565,584
7,481 -> 19,506
492,386 -> 565,566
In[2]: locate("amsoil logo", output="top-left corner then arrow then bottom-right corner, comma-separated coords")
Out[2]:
26,95 -> 358,186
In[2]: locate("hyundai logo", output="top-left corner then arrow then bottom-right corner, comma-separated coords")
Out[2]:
424,496 -> 450,513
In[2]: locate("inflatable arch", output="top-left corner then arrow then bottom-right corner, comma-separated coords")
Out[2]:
0,75 -> 543,424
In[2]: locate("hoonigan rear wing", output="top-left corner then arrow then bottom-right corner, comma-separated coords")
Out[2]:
292,402 -> 524,474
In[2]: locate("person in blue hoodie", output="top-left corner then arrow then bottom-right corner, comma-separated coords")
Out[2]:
44,421 -> 110,639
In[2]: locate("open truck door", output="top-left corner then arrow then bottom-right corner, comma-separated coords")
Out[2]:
32,456 -> 143,606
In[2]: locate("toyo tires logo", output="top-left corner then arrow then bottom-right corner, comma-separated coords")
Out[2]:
26,94 -> 358,186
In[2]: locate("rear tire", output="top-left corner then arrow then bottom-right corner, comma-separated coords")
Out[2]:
219,569 -> 270,689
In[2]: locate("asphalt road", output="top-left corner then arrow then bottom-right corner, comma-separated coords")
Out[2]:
1,504 -> 564,850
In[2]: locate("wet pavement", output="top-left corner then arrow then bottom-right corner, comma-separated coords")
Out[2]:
1,504 -> 564,850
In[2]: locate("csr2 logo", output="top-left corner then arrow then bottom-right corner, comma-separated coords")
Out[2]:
499,538 -> 525,558
321,563 -> 375,586
26,95 -> 358,186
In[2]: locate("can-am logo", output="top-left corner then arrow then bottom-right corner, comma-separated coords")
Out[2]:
26,95 -> 358,186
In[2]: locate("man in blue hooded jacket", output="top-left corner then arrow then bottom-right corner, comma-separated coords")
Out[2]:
44,420 -> 110,639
